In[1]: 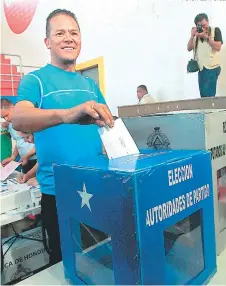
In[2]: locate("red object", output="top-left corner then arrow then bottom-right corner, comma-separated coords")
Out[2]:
27,214 -> 36,221
1,54 -> 23,96
4,0 -> 39,34
218,185 -> 226,201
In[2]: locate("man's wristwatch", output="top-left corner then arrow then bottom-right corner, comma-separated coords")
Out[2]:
206,36 -> 209,42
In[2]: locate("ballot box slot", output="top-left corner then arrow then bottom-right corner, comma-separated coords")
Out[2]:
164,210 -> 205,285
70,218 -> 114,285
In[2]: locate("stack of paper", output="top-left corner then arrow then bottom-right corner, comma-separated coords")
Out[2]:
1,161 -> 21,181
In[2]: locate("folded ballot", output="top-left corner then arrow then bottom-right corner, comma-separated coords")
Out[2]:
98,118 -> 139,159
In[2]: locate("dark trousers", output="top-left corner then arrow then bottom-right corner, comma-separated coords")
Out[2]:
198,66 -> 221,97
22,159 -> 37,174
41,194 -> 62,265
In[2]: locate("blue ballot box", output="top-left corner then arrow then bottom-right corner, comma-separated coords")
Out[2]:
53,150 -> 216,285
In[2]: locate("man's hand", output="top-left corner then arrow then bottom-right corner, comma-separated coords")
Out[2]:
191,27 -> 197,38
17,172 -> 30,184
27,177 -> 38,186
63,101 -> 114,128
195,30 -> 208,39
188,28 -> 197,51
1,156 -> 14,167
12,100 -> 114,133
20,156 -> 29,166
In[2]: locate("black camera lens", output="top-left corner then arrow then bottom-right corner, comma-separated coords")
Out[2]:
197,23 -> 203,33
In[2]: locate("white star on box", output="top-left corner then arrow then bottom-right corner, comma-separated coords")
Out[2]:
77,183 -> 93,211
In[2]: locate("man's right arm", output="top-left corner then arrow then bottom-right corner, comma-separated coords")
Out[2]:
13,74 -> 114,133
12,74 -> 65,132
13,101 -> 68,133
187,37 -> 194,52
187,27 -> 197,52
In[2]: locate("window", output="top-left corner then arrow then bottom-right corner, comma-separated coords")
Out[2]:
70,219 -> 114,285
164,210 -> 204,285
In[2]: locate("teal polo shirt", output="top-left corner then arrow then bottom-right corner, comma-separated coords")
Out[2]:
17,64 -> 105,195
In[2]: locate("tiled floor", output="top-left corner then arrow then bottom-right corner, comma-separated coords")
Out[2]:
17,248 -> 226,285
208,248 -> 226,285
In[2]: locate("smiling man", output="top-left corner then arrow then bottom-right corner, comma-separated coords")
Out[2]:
12,9 -> 114,265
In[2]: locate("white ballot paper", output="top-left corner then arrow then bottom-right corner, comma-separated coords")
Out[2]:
1,161 -> 21,181
98,118 -> 140,159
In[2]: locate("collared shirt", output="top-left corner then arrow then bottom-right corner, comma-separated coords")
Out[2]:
8,123 -> 36,160
138,94 -> 155,105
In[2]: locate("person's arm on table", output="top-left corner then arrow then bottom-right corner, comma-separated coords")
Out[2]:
17,162 -> 38,184
1,146 -> 19,166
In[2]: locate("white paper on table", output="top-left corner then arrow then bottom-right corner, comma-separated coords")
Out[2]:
1,161 -> 21,181
98,118 -> 140,159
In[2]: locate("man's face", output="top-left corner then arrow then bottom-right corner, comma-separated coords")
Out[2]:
0,106 -> 13,122
137,88 -> 147,100
45,14 -> 81,65
197,19 -> 209,30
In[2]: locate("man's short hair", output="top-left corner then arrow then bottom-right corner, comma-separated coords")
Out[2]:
1,98 -> 13,109
138,85 -> 148,93
46,9 -> 80,38
194,13 -> 208,25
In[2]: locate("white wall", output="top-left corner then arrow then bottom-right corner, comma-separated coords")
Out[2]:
1,0 -> 226,114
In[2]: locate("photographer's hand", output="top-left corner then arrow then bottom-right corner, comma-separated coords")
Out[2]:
191,27 -> 197,38
208,37 -> 222,51
187,28 -> 196,51
196,31 -> 208,39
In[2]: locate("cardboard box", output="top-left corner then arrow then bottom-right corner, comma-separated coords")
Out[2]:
122,110 -> 226,255
53,150 -> 216,285
0,183 -> 41,215
1,227 -> 49,284
1,189 -> 32,214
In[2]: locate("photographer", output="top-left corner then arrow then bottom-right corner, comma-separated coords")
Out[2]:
187,13 -> 223,97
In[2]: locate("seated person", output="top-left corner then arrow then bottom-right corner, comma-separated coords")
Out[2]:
137,85 -> 155,104
16,133 -> 38,185
17,132 -> 39,221
1,99 -> 37,173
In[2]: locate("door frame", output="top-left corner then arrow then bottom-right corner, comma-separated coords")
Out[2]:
76,56 -> 106,97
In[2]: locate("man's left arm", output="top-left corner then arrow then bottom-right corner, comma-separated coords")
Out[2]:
208,27 -> 223,52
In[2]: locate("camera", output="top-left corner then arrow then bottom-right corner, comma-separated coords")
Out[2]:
196,23 -> 203,33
